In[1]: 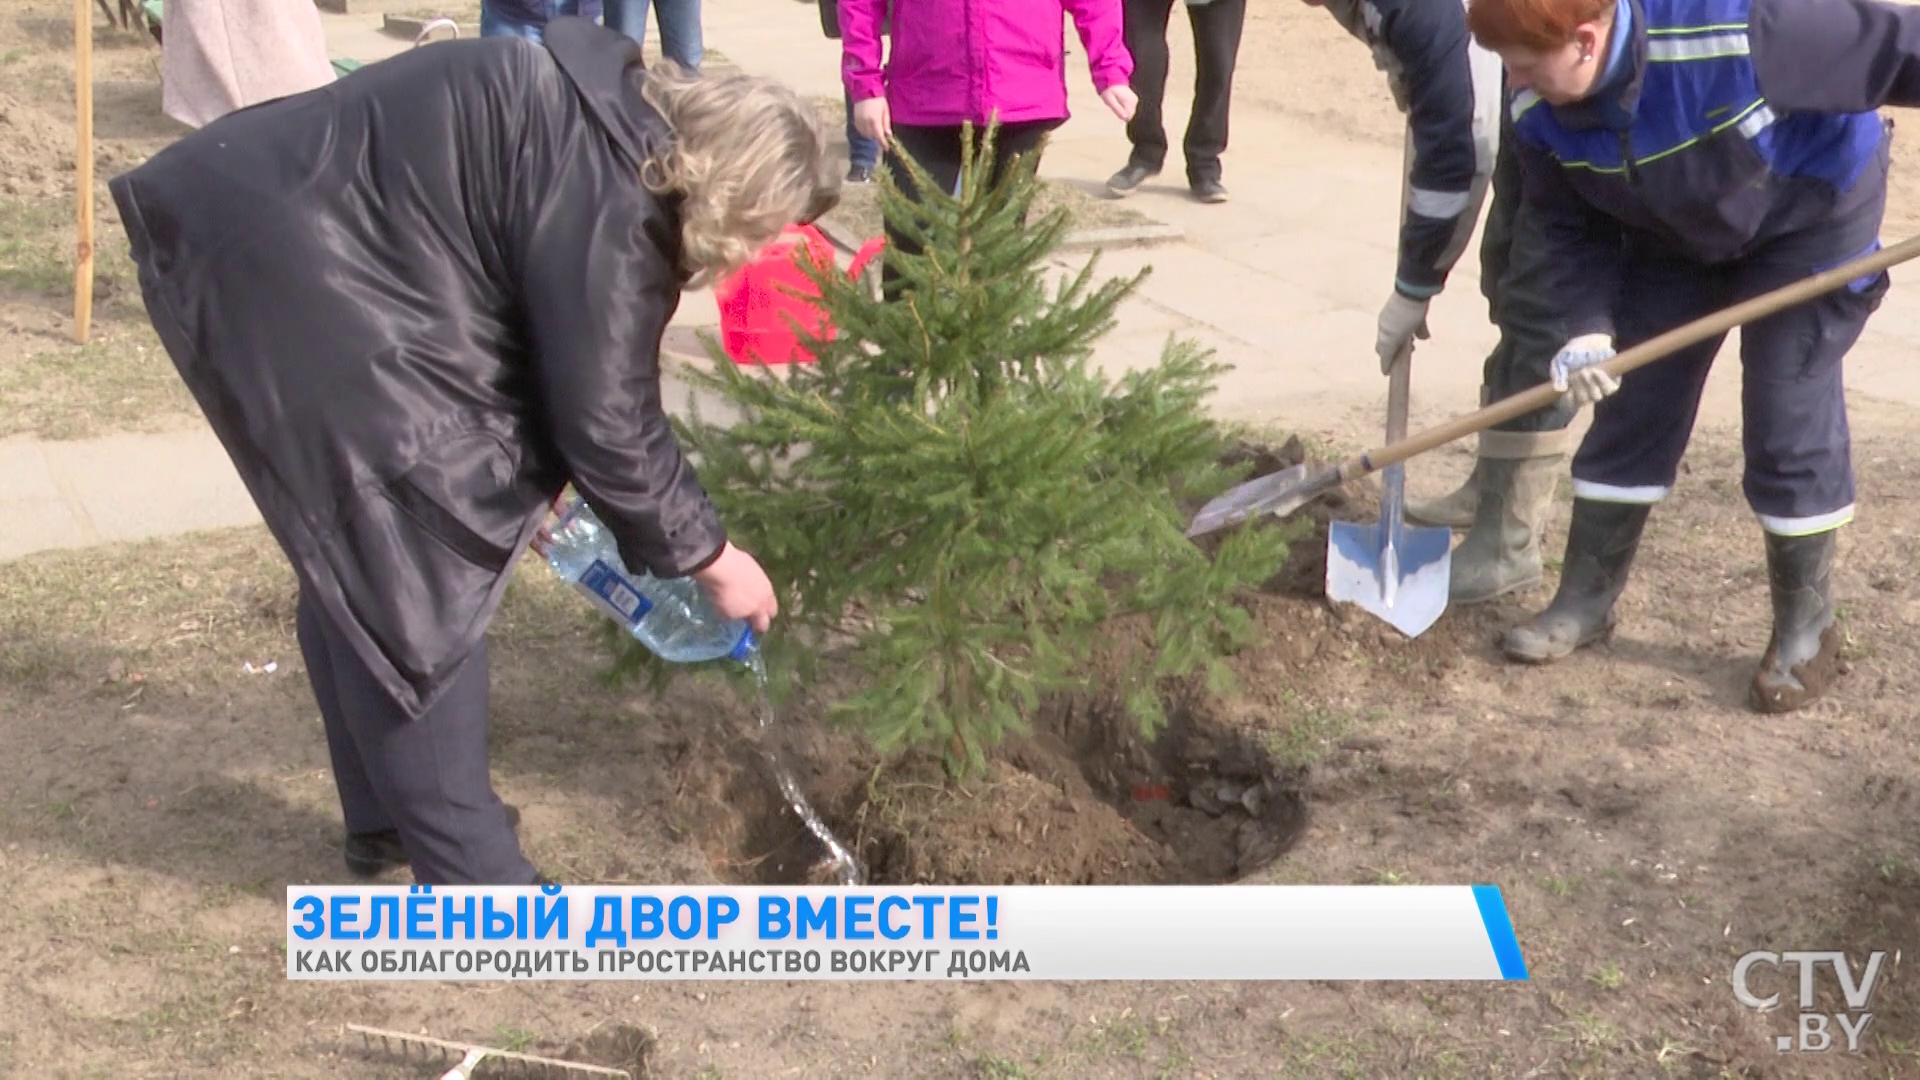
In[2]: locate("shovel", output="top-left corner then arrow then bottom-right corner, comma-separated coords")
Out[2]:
1189,232 -> 1920,548
1321,339 -> 1453,636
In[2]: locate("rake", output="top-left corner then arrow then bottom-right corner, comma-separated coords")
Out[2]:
345,1023 -> 632,1080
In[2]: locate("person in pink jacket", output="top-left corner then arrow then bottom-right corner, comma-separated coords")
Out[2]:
838,0 -> 1137,297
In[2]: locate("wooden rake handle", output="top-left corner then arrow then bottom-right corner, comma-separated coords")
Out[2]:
1343,230 -> 1920,482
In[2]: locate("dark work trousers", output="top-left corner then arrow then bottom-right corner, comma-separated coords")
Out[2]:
1571,190 -> 1890,535
296,590 -> 537,884
1476,83 -> 1576,434
880,119 -> 1058,302
1122,0 -> 1245,184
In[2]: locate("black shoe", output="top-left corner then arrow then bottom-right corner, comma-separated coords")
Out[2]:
342,804 -> 522,879
1190,177 -> 1229,204
343,829 -> 408,879
1106,161 -> 1159,197
1504,498 -> 1651,663
846,165 -> 873,184
1750,529 -> 1844,714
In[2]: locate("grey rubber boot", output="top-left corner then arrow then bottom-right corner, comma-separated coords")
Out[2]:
1406,385 -> 1494,529
1750,529 -> 1844,714
1405,457 -> 1482,529
1449,429 -> 1571,605
1503,498 -> 1651,663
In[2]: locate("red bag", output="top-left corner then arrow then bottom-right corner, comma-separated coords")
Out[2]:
713,224 -> 886,366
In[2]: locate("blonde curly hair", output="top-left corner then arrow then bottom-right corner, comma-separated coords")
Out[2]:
639,62 -> 840,288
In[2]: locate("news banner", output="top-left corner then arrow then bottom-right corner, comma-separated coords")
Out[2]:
287,884 -> 1529,981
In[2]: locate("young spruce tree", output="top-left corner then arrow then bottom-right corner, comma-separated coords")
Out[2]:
616,125 -> 1293,776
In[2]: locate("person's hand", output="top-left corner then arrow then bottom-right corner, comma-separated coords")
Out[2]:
1375,290 -> 1431,374
691,541 -> 779,634
852,97 -> 891,150
1100,85 -> 1138,122
1550,333 -> 1621,407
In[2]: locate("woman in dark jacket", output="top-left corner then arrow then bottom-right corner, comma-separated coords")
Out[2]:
109,18 -> 836,884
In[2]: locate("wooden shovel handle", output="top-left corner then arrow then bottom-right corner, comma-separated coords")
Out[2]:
1345,231 -> 1920,480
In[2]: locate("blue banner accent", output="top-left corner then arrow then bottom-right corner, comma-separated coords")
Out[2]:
1471,885 -> 1529,980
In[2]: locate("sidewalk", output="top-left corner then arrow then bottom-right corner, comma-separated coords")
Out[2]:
10,0 -> 1920,564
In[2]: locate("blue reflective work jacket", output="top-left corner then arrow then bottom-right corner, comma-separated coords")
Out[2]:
1508,0 -> 1920,339
1322,0 -> 1502,299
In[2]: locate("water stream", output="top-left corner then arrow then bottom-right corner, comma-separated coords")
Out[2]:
747,652 -> 866,886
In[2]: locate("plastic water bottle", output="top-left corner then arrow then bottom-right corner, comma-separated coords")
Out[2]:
534,496 -> 757,664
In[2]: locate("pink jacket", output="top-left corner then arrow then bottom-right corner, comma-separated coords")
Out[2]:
839,0 -> 1133,128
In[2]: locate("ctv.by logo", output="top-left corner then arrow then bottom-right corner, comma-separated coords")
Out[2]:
1732,950 -> 1887,1053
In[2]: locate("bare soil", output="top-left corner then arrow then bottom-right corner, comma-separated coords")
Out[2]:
5,2 -> 1920,1079
0,8 -> 201,438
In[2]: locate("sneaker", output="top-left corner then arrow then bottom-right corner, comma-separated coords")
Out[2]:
846,165 -> 873,184
341,804 -> 522,879
1191,178 -> 1229,204
1105,161 -> 1159,198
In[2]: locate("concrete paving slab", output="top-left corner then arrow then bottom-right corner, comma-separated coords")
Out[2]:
0,438 -> 97,562
42,430 -> 261,546
1215,229 -> 1401,317
1087,244 -> 1328,340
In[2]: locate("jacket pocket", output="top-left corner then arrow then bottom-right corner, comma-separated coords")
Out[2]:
385,476 -> 514,573
330,428 -> 549,685
381,429 -> 539,572
1812,239 -> 1890,299
1762,242 -> 1890,385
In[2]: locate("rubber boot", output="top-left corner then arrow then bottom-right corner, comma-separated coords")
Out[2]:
1449,429 -> 1570,605
1750,529 -> 1843,714
1405,458 -> 1482,529
1503,498 -> 1651,663
1407,385 -> 1494,529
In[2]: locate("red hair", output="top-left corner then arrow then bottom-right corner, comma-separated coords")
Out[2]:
1467,0 -> 1615,52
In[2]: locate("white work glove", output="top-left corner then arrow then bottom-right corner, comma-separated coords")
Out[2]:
1375,291 -> 1431,374
1550,333 -> 1621,407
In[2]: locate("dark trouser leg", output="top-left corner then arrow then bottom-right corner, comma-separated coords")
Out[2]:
880,120 -> 1056,303
1423,163 -> 1578,601
1480,232 -> 1577,434
1738,297 -> 1864,533
1122,0 -> 1175,173
1480,95 -> 1575,437
1505,251 -> 1724,662
1732,198 -> 1888,711
986,120 -> 1057,186
1566,340 -> 1720,500
1405,119 -> 1572,536
880,124 -> 963,304
298,592 -> 392,838
297,590 -> 534,884
1181,0 -> 1244,185
1731,200 -> 1885,537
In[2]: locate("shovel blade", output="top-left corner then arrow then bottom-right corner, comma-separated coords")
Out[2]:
1325,518 -> 1453,638
1186,464 -> 1315,538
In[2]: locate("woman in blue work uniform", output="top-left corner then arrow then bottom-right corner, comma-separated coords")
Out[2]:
1466,0 -> 1920,713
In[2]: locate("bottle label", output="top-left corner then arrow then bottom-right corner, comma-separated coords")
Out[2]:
577,560 -> 655,627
